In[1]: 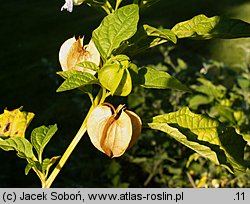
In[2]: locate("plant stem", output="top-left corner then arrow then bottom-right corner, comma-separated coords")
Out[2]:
115,0 -> 123,10
32,167 -> 46,188
186,172 -> 196,188
106,1 -> 114,13
101,0 -> 114,14
44,122 -> 87,188
44,89 -> 104,188
101,5 -> 111,14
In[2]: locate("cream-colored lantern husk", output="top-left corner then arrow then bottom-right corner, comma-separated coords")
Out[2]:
59,37 -> 100,74
87,103 -> 142,158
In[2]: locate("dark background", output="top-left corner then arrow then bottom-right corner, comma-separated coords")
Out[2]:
1,0 -> 250,187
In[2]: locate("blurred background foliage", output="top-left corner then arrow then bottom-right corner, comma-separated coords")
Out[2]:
1,0 -> 250,187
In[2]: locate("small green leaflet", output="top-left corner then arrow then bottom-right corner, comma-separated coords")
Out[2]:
148,107 -> 248,174
93,4 -> 139,60
31,124 -> 58,161
143,25 -> 177,44
57,71 -> 98,92
25,160 -> 42,175
77,61 -> 99,72
188,94 -> 213,110
25,163 -> 34,175
242,134 -> 250,147
117,25 -> 177,56
0,137 -> 36,160
137,67 -> 190,92
237,76 -> 250,89
172,14 -> 250,39
190,78 -> 226,99
57,71 -> 94,94
41,156 -> 61,174
109,54 -> 130,62
57,70 -> 80,79
25,156 -> 60,175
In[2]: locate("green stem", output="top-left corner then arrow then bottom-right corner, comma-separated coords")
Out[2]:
101,0 -> 114,14
38,153 -> 42,164
44,123 -> 87,188
106,1 -> 114,13
32,167 -> 46,188
115,0 -> 123,10
101,5 -> 111,14
44,89 -> 103,188
99,88 -> 109,104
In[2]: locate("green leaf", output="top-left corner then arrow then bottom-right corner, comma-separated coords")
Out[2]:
0,137 -> 36,160
77,61 -> 99,72
57,71 -> 94,95
56,71 -> 98,92
148,107 -> 247,173
172,14 -> 250,40
191,78 -> 226,99
237,76 -> 250,89
41,156 -> 60,174
31,125 -> 57,161
186,153 -> 200,168
25,163 -> 33,175
143,25 -> 177,44
109,54 -> 130,62
93,4 -> 139,60
0,107 -> 34,137
24,160 -> 41,175
57,70 -> 80,80
188,94 -> 213,110
116,25 -> 175,56
213,105 -> 236,124
241,133 -> 250,147
137,67 -> 190,92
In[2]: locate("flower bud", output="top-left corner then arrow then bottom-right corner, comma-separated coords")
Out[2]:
87,103 -> 142,158
59,37 -> 100,75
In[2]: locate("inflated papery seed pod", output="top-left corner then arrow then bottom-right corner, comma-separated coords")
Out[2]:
59,37 -> 100,74
87,103 -> 142,158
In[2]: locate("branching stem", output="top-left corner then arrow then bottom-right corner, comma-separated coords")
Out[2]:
43,89 -> 104,188
101,0 -> 114,14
